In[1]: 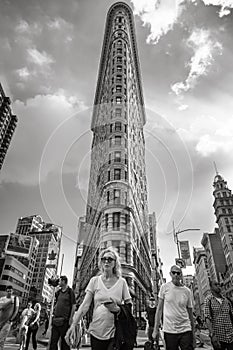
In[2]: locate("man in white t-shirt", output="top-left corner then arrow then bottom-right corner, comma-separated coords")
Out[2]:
0,285 -> 19,350
153,265 -> 195,350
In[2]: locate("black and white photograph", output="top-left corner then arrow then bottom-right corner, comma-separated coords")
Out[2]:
0,0 -> 233,349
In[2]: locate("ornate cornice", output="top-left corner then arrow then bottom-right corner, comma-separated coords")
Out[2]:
91,2 -> 146,130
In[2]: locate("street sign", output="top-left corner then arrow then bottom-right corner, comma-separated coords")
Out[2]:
175,258 -> 186,268
179,240 -> 192,266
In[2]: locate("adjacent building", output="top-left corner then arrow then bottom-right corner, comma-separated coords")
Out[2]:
0,215 -> 62,306
0,255 -> 28,305
15,215 -> 44,236
213,172 -> 233,299
201,229 -> 226,282
0,83 -> 18,170
29,225 -> 62,304
74,2 -> 155,320
193,247 -> 210,311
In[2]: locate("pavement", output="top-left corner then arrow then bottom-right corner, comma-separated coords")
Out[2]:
6,327 -> 212,350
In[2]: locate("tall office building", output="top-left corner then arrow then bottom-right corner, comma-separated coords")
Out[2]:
15,215 -> 44,235
213,172 -> 233,298
201,229 -> 226,282
0,83 -> 18,170
75,2 -> 154,319
193,247 -> 210,311
29,225 -> 62,304
14,215 -> 62,304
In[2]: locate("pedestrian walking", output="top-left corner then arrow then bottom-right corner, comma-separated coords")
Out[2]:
24,302 -> 41,350
0,285 -> 19,350
153,265 -> 195,350
204,280 -> 233,350
18,300 -> 34,350
146,297 -> 157,342
65,247 -> 133,350
42,310 -> 49,336
49,275 -> 76,350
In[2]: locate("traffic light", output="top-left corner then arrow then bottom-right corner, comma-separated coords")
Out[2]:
175,258 -> 186,269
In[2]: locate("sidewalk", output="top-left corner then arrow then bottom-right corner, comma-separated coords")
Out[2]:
36,329 -> 160,348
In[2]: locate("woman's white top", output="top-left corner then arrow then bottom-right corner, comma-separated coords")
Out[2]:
86,275 -> 131,340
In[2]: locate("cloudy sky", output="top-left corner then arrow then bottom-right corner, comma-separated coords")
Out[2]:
0,0 -> 233,281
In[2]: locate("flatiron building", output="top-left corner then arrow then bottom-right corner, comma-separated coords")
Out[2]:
75,2 -> 154,317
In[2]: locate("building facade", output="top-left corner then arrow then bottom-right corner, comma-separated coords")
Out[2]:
29,225 -> 62,304
15,215 -> 44,236
213,172 -> 233,299
75,2 -> 154,320
0,83 -> 18,170
201,229 -> 226,283
193,247 -> 210,312
0,255 -> 28,305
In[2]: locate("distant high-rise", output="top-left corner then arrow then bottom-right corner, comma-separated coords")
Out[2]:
16,215 -> 44,236
0,83 -> 18,170
193,247 -> 210,310
213,172 -> 233,298
75,2 -> 154,317
201,228 -> 226,282
15,215 -> 62,304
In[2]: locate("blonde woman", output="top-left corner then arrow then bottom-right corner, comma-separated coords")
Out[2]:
66,247 -> 132,350
25,302 -> 41,350
18,300 -> 34,350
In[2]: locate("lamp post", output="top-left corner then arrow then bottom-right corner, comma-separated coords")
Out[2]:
173,223 -> 200,259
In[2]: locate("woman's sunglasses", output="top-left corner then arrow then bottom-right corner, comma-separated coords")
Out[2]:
101,257 -> 115,263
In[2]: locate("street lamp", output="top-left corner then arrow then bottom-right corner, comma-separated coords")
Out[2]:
173,226 -> 200,259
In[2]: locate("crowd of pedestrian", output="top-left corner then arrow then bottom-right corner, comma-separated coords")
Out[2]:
1,255 -> 233,350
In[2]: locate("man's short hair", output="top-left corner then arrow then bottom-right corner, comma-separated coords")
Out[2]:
60,275 -> 68,284
6,285 -> 13,290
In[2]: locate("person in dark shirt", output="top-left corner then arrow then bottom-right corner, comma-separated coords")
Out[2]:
146,297 -> 157,342
49,276 -> 76,350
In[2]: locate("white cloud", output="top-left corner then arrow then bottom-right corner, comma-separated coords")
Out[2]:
171,28 -> 222,95
178,114 -> 233,156
47,17 -> 71,30
15,20 -> 29,33
16,67 -> 30,80
200,0 -> 233,17
15,20 -> 42,36
131,0 -> 185,44
178,104 -> 188,111
27,48 -> 54,66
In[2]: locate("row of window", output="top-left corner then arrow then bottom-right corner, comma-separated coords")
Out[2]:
1,274 -> 24,288
104,212 -> 130,231
111,75 -> 127,86
111,85 -> 127,95
106,189 -> 128,205
112,66 -> 127,75
107,168 -> 128,181
112,48 -> 127,57
4,264 -> 24,278
108,151 -> 127,164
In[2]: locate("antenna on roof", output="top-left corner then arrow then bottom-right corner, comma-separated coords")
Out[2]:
213,161 -> 218,175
